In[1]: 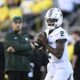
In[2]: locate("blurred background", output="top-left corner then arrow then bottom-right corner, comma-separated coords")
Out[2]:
0,0 -> 80,80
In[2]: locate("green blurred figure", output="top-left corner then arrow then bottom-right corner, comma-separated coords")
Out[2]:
4,16 -> 33,80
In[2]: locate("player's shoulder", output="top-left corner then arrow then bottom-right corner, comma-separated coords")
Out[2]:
56,27 -> 66,32
55,27 -> 67,34
53,27 -> 69,41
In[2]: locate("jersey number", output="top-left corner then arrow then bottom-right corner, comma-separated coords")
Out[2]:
60,31 -> 64,36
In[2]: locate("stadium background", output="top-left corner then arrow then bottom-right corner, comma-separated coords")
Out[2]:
0,0 -> 80,80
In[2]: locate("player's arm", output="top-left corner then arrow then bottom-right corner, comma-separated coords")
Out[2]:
46,39 -> 66,59
38,32 -> 66,59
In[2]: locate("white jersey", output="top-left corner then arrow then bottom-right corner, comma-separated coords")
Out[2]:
45,27 -> 69,63
44,27 -> 73,80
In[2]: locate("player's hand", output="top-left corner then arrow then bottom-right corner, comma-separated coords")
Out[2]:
7,47 -> 15,53
30,43 -> 35,49
38,32 -> 48,46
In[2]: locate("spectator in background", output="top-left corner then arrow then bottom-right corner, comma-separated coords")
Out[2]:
0,1 -> 10,31
20,0 -> 53,32
57,0 -> 74,17
14,0 -> 21,7
9,7 -> 22,21
20,0 -> 35,31
6,0 -> 14,8
72,30 -> 80,80
6,0 -> 22,20
4,16 -> 34,80
6,0 -> 21,8
67,36 -> 74,62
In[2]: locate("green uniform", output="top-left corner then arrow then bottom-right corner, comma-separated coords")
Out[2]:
4,31 -> 32,72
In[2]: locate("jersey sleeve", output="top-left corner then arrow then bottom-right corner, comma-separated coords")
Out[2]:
54,29 -> 69,42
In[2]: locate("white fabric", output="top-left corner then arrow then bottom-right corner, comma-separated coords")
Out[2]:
44,27 -> 73,80
45,27 -> 69,62
20,0 -> 34,14
58,0 -> 74,12
45,61 -> 73,80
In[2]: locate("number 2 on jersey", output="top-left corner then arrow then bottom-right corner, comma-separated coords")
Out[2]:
60,31 -> 64,36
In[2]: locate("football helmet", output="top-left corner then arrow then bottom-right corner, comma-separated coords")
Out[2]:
45,8 -> 63,30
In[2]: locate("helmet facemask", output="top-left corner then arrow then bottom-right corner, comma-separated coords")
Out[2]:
45,18 -> 58,30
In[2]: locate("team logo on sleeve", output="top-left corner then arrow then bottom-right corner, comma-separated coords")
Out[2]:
14,37 -> 18,39
25,38 -> 28,41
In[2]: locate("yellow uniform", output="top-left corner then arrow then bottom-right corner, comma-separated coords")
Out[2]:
32,0 -> 53,14
0,6 -> 9,22
9,7 -> 22,20
68,44 -> 74,61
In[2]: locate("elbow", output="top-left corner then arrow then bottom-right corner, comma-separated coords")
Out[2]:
57,55 -> 62,59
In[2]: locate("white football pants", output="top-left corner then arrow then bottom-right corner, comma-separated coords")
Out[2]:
44,61 -> 74,80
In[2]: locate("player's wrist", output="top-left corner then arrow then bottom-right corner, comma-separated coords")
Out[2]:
44,43 -> 48,48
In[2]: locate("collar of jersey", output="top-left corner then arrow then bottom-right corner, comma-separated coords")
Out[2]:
48,26 -> 60,35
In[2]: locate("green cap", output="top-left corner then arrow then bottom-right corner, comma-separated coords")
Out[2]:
12,16 -> 22,22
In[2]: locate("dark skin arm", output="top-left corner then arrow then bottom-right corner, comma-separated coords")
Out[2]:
46,39 -> 66,59
39,32 -> 66,59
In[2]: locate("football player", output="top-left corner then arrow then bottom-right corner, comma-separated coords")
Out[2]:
38,8 -> 74,80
